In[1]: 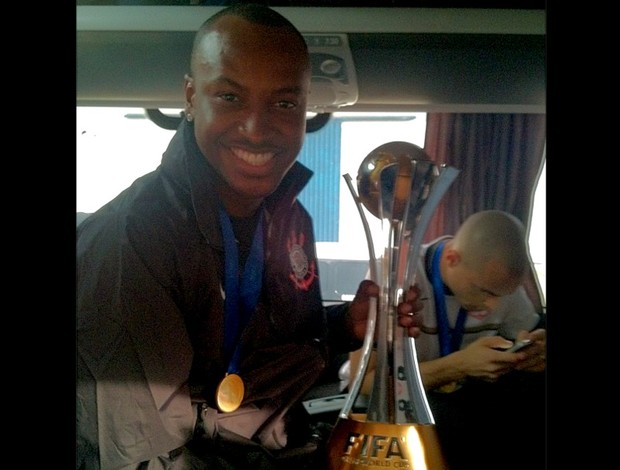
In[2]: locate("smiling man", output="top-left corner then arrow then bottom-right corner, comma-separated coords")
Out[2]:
76,4 -> 423,470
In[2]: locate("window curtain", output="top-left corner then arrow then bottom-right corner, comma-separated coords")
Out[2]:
423,112 -> 546,239
422,113 -> 546,313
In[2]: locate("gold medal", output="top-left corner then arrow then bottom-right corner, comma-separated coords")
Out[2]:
216,373 -> 244,412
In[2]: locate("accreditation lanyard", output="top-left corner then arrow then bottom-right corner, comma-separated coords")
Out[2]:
218,206 -> 264,374
430,241 -> 468,357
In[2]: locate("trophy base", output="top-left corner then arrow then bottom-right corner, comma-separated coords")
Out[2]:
327,414 -> 448,470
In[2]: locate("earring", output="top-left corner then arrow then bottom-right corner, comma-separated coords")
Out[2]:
186,112 -> 194,122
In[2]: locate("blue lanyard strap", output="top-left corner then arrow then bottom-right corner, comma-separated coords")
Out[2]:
218,206 -> 264,373
430,240 -> 468,357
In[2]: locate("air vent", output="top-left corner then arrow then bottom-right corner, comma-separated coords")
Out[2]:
304,34 -> 358,112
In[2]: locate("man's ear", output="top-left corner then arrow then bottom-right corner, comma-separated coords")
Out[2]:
184,74 -> 195,116
444,247 -> 461,267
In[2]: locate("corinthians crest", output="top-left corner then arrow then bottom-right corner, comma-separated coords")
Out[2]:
287,230 -> 317,290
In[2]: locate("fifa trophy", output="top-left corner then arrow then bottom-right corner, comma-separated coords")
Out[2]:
327,141 -> 460,470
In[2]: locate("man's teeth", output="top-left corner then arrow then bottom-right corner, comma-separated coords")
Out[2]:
233,148 -> 273,166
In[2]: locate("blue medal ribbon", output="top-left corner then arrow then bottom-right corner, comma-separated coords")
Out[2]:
430,240 -> 468,357
218,206 -> 264,374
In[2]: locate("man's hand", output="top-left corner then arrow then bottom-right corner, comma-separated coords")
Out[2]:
347,280 -> 423,342
513,328 -> 546,372
396,284 -> 424,338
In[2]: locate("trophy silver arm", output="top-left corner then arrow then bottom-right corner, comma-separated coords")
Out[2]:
339,173 -> 379,419
399,165 -> 460,423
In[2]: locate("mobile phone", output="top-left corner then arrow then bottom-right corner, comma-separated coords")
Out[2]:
505,339 -> 533,353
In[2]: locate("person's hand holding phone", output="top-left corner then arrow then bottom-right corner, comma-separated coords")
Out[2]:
510,329 -> 546,372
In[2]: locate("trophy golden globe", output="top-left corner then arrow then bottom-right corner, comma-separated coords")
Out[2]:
327,141 -> 460,470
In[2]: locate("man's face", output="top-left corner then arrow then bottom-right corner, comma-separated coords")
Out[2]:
185,17 -> 311,210
449,258 -> 521,312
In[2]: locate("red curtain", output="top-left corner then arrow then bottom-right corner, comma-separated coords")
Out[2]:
423,113 -> 546,240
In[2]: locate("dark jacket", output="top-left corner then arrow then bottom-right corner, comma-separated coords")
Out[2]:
76,119 -> 356,468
